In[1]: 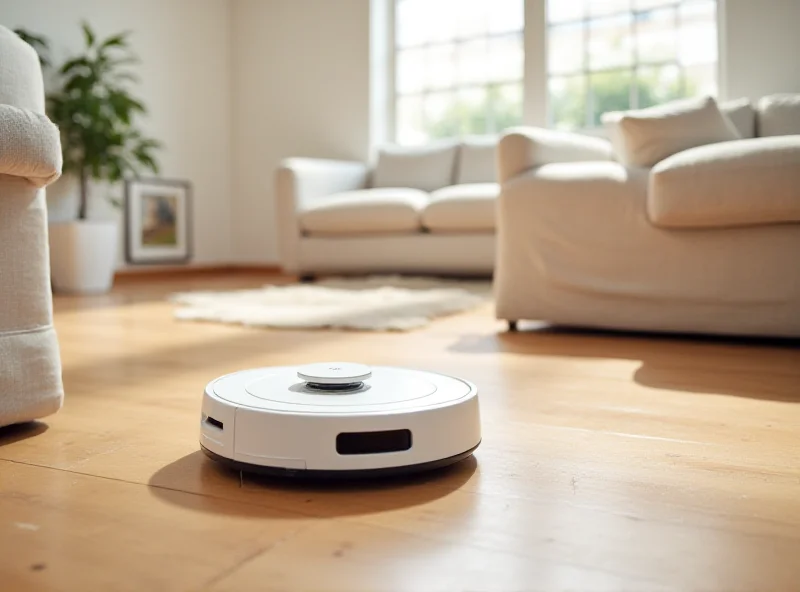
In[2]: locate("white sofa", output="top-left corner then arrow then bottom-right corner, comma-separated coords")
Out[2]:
495,95 -> 800,338
275,138 -> 498,276
0,26 -> 64,427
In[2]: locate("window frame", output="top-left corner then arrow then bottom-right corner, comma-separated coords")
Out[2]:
389,0 -> 525,145
545,0 -> 720,130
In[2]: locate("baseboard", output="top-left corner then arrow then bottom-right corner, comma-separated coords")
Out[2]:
114,263 -> 282,280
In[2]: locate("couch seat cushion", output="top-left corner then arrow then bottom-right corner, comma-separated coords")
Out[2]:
300,188 -> 427,235
422,183 -> 498,232
649,136 -> 800,229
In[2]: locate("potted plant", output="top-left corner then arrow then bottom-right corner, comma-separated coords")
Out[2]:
19,23 -> 161,293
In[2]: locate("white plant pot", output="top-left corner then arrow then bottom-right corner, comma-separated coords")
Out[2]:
49,221 -> 119,294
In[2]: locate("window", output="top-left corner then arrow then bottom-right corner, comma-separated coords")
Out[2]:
393,0 -> 524,145
547,0 -> 718,130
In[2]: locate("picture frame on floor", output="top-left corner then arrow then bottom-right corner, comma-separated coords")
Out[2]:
124,178 -> 192,264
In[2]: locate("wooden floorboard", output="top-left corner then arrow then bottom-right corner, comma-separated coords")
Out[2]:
1,273 -> 799,591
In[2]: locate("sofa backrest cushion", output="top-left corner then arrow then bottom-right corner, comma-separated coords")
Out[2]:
456,136 -> 497,184
372,142 -> 458,192
757,94 -> 800,137
721,97 -> 756,139
602,96 -> 740,168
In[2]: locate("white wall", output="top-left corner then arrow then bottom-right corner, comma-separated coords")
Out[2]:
1,0 -> 232,266
230,0 -> 371,263
720,0 -> 800,100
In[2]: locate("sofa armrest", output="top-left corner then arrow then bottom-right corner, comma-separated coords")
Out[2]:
274,157 -> 369,273
497,127 -> 614,184
649,136 -> 800,229
0,105 -> 62,188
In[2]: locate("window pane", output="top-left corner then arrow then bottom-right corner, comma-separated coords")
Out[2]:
636,64 -> 682,108
550,75 -> 587,130
588,14 -> 634,70
548,22 -> 584,75
488,34 -> 523,83
457,38 -> 488,85
679,0 -> 717,66
397,95 -> 427,145
457,0 -> 488,38
426,44 -> 457,90
490,83 -> 523,133
684,62 -> 717,97
396,0 -> 431,48
458,87 -> 490,135
547,0 -> 585,23
634,0 -> 677,10
636,7 -> 678,63
428,0 -> 459,43
425,91 -> 460,139
590,69 -> 633,125
589,0 -> 632,17
489,0 -> 524,34
397,48 -> 425,94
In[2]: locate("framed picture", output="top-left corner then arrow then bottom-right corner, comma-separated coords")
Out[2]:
124,178 -> 192,264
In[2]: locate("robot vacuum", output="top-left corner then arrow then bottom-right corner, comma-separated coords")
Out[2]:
200,362 -> 480,478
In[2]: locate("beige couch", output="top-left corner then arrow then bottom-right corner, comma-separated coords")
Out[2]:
0,25 -> 64,427
495,95 -> 800,337
275,138 -> 498,276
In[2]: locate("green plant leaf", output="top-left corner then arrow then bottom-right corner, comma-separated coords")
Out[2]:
14,28 -> 51,68
82,22 -> 95,47
99,31 -> 130,49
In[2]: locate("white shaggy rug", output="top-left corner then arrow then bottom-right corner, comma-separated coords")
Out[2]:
170,276 -> 492,331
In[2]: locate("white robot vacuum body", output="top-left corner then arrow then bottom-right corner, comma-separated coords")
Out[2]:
200,363 -> 481,477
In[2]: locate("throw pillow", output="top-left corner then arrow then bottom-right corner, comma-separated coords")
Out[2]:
601,96 -> 741,168
372,141 -> 458,192
721,97 -> 756,139
456,135 -> 498,184
757,94 -> 800,137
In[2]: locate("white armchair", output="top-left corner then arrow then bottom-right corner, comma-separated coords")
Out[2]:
0,25 -> 64,427
495,95 -> 800,338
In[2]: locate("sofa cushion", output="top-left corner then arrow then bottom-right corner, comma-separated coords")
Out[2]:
757,94 -> 800,137
649,136 -> 800,229
721,97 -> 756,139
602,96 -> 740,168
456,136 -> 497,184
372,142 -> 458,192
300,188 -> 427,235
422,183 -> 498,233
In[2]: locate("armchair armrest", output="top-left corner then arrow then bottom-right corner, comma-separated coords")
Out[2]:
0,105 -> 62,188
497,127 -> 614,184
274,157 -> 369,273
649,136 -> 800,228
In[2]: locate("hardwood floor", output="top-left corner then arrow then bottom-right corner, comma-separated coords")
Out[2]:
2,272 -> 799,591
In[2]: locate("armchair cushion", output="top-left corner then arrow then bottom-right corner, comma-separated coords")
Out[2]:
372,142 -> 458,192
649,136 -> 800,229
422,183 -> 498,232
456,135 -> 497,184
603,96 -> 740,168
757,94 -> 800,137
299,188 -> 427,235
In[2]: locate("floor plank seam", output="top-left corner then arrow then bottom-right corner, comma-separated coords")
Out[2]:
0,458 -> 328,521
194,524 -> 314,591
